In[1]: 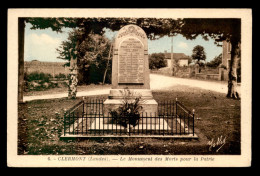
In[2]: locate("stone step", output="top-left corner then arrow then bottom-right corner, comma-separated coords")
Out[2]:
89,117 -> 171,131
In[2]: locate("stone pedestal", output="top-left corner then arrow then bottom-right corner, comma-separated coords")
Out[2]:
104,89 -> 158,124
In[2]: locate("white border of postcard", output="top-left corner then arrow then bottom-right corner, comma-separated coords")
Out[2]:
7,8 -> 252,167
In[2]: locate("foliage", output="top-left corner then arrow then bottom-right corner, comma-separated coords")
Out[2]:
26,17 -> 183,43
54,73 -> 67,79
24,71 -> 52,82
56,29 -> 78,65
56,29 -> 112,84
26,18 -> 240,44
110,89 -> 143,128
23,72 -> 67,91
206,54 -> 222,68
191,45 -> 206,65
199,62 -> 205,67
24,80 -> 59,92
180,19 -> 241,44
149,53 -> 167,69
188,57 -> 193,65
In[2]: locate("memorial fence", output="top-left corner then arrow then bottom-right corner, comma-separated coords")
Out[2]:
63,98 -> 195,137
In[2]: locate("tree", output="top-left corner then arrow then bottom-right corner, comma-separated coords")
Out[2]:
180,19 -> 241,99
56,29 -> 112,84
188,57 -> 193,65
149,53 -> 167,69
191,45 -> 206,67
206,54 -> 222,68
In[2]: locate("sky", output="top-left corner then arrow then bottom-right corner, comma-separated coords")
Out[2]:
24,23 -> 222,63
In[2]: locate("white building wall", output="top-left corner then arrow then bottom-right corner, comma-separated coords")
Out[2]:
179,60 -> 188,66
165,59 -> 188,67
167,59 -> 171,67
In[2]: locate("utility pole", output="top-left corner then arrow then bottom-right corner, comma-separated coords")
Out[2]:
170,36 -> 174,76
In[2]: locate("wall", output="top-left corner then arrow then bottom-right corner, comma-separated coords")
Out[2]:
165,58 -> 188,67
222,40 -> 231,69
222,41 -> 241,82
166,59 -> 171,68
25,61 -> 70,77
179,60 -> 188,67
152,65 -> 224,81
195,73 -> 220,81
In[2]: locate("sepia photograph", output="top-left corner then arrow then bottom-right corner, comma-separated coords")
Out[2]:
7,8 -> 252,167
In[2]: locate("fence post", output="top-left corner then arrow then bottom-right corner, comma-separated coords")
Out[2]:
72,112 -> 75,135
172,100 -> 174,135
83,99 -> 85,115
82,97 -> 85,115
175,98 -> 178,117
128,114 -> 131,136
192,109 -> 195,136
77,111 -> 79,135
175,98 -> 178,134
82,98 -> 85,135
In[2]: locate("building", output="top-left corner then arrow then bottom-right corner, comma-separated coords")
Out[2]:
222,40 -> 232,69
221,40 -> 241,82
163,51 -> 190,67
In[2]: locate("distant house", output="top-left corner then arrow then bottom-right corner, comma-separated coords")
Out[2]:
163,51 -> 190,67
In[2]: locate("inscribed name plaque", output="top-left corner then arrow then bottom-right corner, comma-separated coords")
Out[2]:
111,24 -> 150,89
118,38 -> 144,84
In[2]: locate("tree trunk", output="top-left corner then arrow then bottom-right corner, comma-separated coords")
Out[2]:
227,40 -> 240,99
102,43 -> 112,84
68,40 -> 79,99
18,18 -> 25,103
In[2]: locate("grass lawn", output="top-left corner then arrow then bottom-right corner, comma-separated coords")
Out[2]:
18,85 -> 240,155
23,84 -> 111,96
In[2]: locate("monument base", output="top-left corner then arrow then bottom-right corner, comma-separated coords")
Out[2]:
90,117 -> 170,132
104,99 -> 158,115
108,89 -> 154,99
103,89 -> 158,123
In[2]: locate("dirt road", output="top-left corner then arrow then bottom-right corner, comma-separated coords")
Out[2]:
150,74 -> 240,94
24,73 -> 240,101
